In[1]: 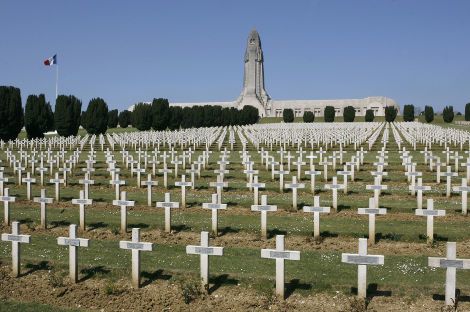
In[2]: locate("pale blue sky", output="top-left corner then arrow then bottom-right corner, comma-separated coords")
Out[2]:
1,0 -> 469,112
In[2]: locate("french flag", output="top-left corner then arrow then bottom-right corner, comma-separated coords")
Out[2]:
44,54 -> 57,66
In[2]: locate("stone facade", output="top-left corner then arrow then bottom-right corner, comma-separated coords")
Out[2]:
130,29 -> 399,117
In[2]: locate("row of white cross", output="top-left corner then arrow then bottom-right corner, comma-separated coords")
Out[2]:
2,222 -> 467,304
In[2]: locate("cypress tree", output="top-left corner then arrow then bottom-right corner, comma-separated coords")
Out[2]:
424,106 -> 434,123
324,106 -> 335,122
168,106 -> 183,130
24,94 -> 53,139
365,109 -> 374,122
151,98 -> 170,131
54,95 -> 82,137
132,103 -> 152,131
181,107 -> 193,129
283,109 -> 294,123
343,106 -> 355,122
0,86 -> 24,141
108,109 -> 119,128
384,106 -> 398,122
83,98 -> 108,134
442,106 -> 454,123
465,103 -> 470,121
403,104 -> 415,122
118,110 -> 132,128
303,111 -> 314,123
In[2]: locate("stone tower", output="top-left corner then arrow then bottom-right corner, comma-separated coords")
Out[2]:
236,29 -> 270,116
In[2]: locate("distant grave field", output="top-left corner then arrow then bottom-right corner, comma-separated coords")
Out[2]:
2,121 -> 470,311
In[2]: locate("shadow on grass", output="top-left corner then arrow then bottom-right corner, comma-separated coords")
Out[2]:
208,274 -> 238,294
376,232 -> 402,243
268,228 -> 287,238
351,283 -> 392,300
419,234 -> 448,242
80,266 -> 110,282
23,261 -> 51,276
219,226 -> 239,236
128,223 -> 149,229
285,279 -> 312,299
432,289 -> 470,308
320,231 -> 338,238
88,222 -> 108,230
337,204 -> 351,212
172,224 -> 191,232
141,269 -> 172,287
50,220 -> 71,228
17,218 -> 34,226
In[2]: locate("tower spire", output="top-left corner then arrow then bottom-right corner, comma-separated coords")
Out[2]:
236,29 -> 269,116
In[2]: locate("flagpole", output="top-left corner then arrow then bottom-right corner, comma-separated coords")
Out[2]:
55,64 -> 59,100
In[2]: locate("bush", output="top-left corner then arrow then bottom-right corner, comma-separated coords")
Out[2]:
424,106 -> 434,123
0,86 -> 24,141
303,111 -> 314,123
24,94 -> 54,139
240,105 -> 259,124
343,106 -> 355,122
107,109 -> 119,128
283,109 -> 294,123
403,104 -> 415,122
384,106 -> 398,122
365,109 -> 374,122
151,98 -> 170,131
442,106 -> 454,123
83,98 -> 109,134
54,95 -> 82,137
324,106 -> 335,122
118,110 -> 132,128
132,103 -> 152,130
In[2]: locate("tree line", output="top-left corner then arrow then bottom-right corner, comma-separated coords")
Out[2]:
0,86 -> 260,141
281,104 -> 464,124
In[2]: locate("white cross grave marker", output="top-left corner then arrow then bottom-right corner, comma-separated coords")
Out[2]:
33,189 -> 53,229
72,190 -> 93,231
119,228 -> 153,288
156,193 -> 180,233
428,242 -> 470,306
358,198 -> 387,244
1,188 -> 15,225
186,231 -> 224,291
251,195 -> 277,239
202,194 -> 227,236
261,235 -> 300,299
1,221 -> 30,277
57,224 -> 90,283
415,198 -> 445,243
341,238 -> 384,298
112,191 -> 135,234
303,196 -> 330,239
